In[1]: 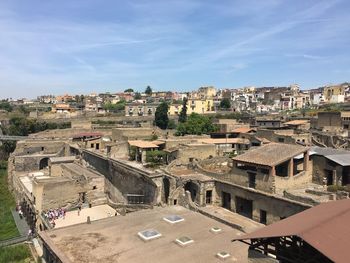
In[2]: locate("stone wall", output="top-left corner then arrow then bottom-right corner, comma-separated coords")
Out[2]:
229,165 -> 275,193
317,112 -> 342,129
82,150 -> 159,205
177,144 -> 216,163
112,128 -> 158,142
214,181 -> 310,224
274,171 -> 312,192
14,141 -> 66,156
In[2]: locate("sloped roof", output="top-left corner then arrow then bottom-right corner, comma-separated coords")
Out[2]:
199,138 -> 250,145
231,127 -> 255,133
232,143 -> 307,167
128,140 -> 159,148
233,199 -> 350,263
324,154 -> 350,166
284,120 -> 309,125
310,146 -> 350,166
151,140 -> 166,146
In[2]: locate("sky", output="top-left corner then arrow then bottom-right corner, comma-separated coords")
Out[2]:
0,0 -> 349,99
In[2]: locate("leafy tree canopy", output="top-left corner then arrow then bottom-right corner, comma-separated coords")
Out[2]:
124,88 -> 134,93
154,102 -> 169,129
178,97 -> 188,123
145,86 -> 152,95
134,92 -> 142,100
0,101 -> 13,112
220,98 -> 231,109
175,113 -> 217,136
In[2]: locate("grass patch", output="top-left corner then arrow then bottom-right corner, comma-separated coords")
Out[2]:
0,244 -> 34,263
0,164 -> 19,241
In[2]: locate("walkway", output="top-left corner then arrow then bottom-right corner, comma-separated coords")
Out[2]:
199,206 -> 263,233
0,210 -> 30,247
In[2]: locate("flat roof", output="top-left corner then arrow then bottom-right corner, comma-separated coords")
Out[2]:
233,143 -> 308,167
284,120 -> 309,125
234,199 -> 350,263
61,163 -> 101,179
54,205 -> 116,229
40,206 -> 249,263
49,156 -> 76,164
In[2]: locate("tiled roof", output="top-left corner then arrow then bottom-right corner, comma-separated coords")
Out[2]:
128,140 -> 159,148
232,143 -> 308,167
233,199 -> 350,263
231,127 -> 255,133
199,138 -> 250,145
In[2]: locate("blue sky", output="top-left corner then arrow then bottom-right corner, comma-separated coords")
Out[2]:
0,0 -> 349,98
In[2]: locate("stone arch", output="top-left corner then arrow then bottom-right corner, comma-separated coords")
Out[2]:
39,158 -> 49,170
184,181 -> 200,203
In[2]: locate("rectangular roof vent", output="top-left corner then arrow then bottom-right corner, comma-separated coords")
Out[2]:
138,229 -> 162,241
210,227 -> 222,233
216,251 -> 231,260
175,236 -> 194,246
163,215 -> 184,224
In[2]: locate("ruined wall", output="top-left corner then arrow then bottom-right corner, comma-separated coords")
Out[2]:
112,128 -> 156,142
317,112 -> 342,129
14,141 -> 66,156
215,181 -> 310,225
109,142 -> 129,159
229,165 -> 275,193
82,150 -> 158,205
39,179 -> 85,210
311,155 -> 345,186
274,171 -> 311,192
177,144 -> 216,163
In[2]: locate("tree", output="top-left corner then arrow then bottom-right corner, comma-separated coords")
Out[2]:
167,119 -> 176,129
145,86 -> 152,95
124,88 -> 134,93
178,97 -> 188,123
155,102 -> 169,129
175,113 -> 217,136
0,101 -> 13,112
220,98 -> 231,109
134,92 -> 141,100
103,99 -> 126,112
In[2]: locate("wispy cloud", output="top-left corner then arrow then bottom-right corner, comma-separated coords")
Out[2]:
0,0 -> 349,98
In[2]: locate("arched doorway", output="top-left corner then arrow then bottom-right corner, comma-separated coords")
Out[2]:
184,181 -> 199,202
39,158 -> 49,170
163,177 -> 170,204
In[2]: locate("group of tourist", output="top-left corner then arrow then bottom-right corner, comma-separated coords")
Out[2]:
15,204 -> 24,219
43,207 -> 66,227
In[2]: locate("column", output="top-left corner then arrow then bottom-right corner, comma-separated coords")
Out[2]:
303,151 -> 309,171
288,158 -> 294,177
270,166 -> 276,177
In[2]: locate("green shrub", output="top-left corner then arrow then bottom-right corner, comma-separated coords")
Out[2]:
327,185 -> 347,192
146,150 -> 166,164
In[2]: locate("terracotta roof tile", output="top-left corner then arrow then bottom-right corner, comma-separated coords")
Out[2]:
233,199 -> 350,263
232,143 -> 308,167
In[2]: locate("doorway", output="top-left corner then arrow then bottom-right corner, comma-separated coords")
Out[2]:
326,170 -> 333,185
184,181 -> 199,202
236,196 -> 253,219
206,190 -> 212,204
163,177 -> 170,204
222,192 -> 231,210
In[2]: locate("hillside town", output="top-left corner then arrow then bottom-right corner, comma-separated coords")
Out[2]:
0,82 -> 349,263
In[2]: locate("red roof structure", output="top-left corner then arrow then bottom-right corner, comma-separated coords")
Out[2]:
234,199 -> 350,263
